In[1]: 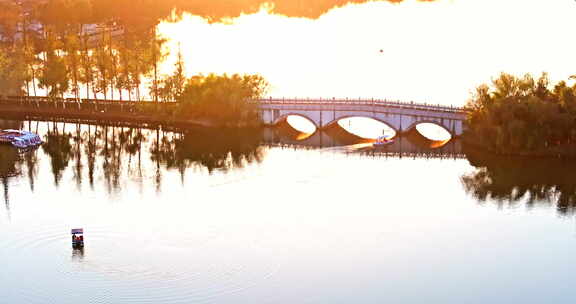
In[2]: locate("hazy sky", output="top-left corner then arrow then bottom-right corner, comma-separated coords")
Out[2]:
159,0 -> 576,106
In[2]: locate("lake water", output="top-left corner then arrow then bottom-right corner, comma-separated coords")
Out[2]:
2,120 -> 576,304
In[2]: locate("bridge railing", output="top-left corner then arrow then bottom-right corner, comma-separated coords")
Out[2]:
1,95 -> 178,105
1,95 -> 465,113
0,96 -> 178,115
257,97 -> 466,113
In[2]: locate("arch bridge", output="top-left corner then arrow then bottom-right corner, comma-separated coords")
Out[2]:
259,98 -> 467,137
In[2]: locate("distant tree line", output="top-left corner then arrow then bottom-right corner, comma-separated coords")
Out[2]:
0,0 -> 270,126
465,72 -> 576,156
0,0 -> 177,101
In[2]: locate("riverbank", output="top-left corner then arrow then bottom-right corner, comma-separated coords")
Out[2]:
462,136 -> 576,159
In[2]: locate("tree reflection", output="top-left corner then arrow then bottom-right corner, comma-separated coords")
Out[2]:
0,145 -> 20,178
0,145 -> 21,218
9,118 -> 576,218
152,128 -> 265,175
23,147 -> 39,192
462,146 -> 576,216
42,125 -> 73,186
72,124 -> 84,190
101,126 -> 125,194
27,122 -> 265,194
85,125 -> 99,189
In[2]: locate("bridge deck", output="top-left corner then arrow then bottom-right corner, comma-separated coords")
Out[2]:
1,96 -> 466,112
259,98 -> 466,114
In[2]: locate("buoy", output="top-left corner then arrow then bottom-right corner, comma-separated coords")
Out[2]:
71,228 -> 84,248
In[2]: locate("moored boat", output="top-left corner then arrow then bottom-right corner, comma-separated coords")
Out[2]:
0,130 -> 43,149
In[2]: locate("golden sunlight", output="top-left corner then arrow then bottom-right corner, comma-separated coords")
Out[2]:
158,0 -> 576,106
416,123 -> 451,141
286,115 -> 317,134
338,117 -> 396,139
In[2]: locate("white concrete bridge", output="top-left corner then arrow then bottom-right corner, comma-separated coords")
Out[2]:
259,98 -> 467,137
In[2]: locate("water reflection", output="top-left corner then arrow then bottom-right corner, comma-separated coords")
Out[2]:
0,145 -> 21,179
0,145 -> 22,221
7,119 -> 576,218
1,120 -> 466,200
5,120 -> 576,303
152,128 -> 265,174
462,147 -> 576,216
72,248 -> 85,263
43,127 -> 74,186
402,128 -> 452,150
2,122 -> 268,196
264,125 -> 461,159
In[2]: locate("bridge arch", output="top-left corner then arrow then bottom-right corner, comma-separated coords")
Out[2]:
404,120 -> 454,138
322,115 -> 399,136
259,99 -> 466,136
273,113 -> 319,131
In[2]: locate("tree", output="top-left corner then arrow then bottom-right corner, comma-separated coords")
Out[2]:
155,43 -> 185,102
177,73 -> 269,126
0,44 -> 29,96
0,2 -> 20,45
465,72 -> 576,155
38,38 -> 70,98
64,33 -> 82,100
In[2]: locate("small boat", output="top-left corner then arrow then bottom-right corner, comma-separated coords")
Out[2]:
0,130 -> 43,149
373,135 -> 394,147
71,228 -> 84,248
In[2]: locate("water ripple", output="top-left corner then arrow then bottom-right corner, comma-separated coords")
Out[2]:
0,223 -> 281,303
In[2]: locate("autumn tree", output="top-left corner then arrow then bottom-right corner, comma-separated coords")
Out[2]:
466,72 -> 576,154
177,74 -> 269,126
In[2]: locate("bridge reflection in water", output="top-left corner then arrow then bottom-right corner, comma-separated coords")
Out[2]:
0,119 -> 464,186
0,119 -> 462,207
264,121 -> 464,159
3,119 -> 576,217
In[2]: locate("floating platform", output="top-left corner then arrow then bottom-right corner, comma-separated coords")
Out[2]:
0,129 -> 42,149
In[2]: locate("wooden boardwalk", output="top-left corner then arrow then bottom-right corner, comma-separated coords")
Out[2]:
0,96 -> 179,126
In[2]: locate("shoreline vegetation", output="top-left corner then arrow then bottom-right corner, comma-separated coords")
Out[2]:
464,72 -> 576,158
0,71 -> 269,128
2,1 -> 576,153
0,0 -> 269,128
136,73 -> 269,128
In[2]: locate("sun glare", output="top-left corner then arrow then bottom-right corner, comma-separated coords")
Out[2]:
416,123 -> 452,141
338,117 -> 396,139
158,0 -> 576,106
